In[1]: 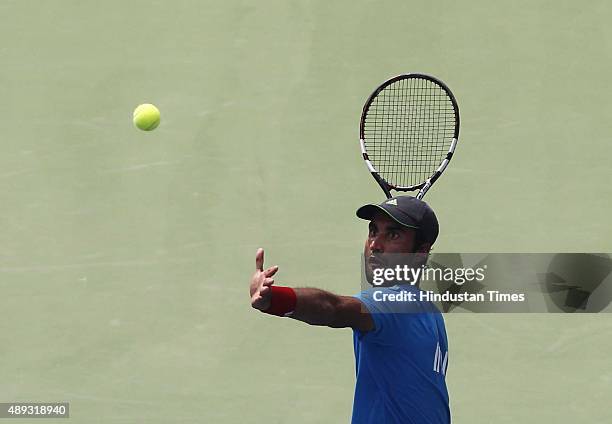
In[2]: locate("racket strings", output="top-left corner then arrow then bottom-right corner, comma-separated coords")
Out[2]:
363,77 -> 456,188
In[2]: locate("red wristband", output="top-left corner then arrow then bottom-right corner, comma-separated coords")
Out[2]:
263,286 -> 297,317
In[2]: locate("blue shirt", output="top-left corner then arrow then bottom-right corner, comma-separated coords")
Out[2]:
352,285 -> 450,424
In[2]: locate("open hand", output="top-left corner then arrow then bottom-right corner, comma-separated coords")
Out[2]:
250,248 -> 279,311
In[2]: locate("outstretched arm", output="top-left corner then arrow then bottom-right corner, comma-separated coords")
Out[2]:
291,288 -> 374,330
250,248 -> 374,332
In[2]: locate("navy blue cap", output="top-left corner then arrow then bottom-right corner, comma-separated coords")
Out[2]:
356,196 -> 439,245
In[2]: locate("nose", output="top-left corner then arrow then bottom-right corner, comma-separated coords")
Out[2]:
369,234 -> 384,253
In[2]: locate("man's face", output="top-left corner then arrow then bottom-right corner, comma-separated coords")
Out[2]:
364,212 -> 419,283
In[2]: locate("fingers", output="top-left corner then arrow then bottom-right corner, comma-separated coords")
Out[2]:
256,249 -> 279,277
255,248 -> 264,271
259,277 -> 274,293
264,265 -> 279,277
252,279 -> 274,310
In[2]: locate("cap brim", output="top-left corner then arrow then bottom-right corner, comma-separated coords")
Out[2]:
356,204 -> 419,229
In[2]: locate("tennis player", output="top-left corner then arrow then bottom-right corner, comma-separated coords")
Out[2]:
250,196 -> 450,424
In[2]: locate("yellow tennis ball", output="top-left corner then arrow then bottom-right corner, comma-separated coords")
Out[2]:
133,104 -> 160,131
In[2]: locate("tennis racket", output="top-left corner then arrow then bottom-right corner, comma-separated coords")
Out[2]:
359,74 -> 460,199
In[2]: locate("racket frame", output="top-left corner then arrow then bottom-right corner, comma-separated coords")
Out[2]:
359,73 -> 460,199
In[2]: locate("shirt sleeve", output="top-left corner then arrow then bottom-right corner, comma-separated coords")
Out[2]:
353,289 -> 400,345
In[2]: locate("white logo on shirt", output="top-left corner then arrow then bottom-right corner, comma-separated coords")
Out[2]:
433,342 -> 448,375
